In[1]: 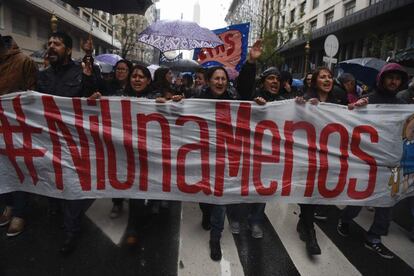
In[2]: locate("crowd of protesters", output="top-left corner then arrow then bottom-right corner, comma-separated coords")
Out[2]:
0,31 -> 413,263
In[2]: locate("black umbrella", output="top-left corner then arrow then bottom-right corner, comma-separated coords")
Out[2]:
336,57 -> 387,88
161,59 -> 201,72
62,0 -> 153,15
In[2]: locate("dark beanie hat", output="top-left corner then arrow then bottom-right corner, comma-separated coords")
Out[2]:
260,67 -> 280,82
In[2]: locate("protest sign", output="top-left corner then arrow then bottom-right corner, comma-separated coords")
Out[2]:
1,92 -> 413,206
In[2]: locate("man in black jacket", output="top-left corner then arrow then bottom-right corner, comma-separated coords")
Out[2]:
338,63 -> 408,259
37,31 -> 98,255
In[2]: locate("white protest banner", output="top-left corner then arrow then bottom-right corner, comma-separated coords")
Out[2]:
0,91 -> 413,206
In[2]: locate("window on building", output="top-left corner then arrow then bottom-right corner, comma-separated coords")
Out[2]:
312,0 -> 319,9
37,19 -> 50,40
325,11 -> 334,25
82,12 -> 90,22
93,19 -> 99,28
100,24 -> 107,32
344,1 -> 356,16
290,9 -> 295,23
12,10 -> 30,36
309,19 -> 317,32
300,2 -> 306,17
281,16 -> 285,28
108,29 -> 113,36
297,25 -> 304,39
369,0 -> 382,5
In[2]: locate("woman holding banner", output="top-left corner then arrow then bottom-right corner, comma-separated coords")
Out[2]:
229,40 -> 287,240
295,67 -> 348,255
122,64 -> 165,247
190,66 -> 239,261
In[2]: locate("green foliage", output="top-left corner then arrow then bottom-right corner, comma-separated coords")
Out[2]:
258,31 -> 284,69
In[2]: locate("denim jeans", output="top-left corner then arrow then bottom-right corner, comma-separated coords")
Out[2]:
298,204 -> 316,230
340,205 -> 392,243
210,204 -> 226,241
248,203 -> 266,225
126,199 -> 147,235
63,199 -> 95,236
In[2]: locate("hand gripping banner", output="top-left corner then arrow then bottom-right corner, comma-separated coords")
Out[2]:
0,91 -> 413,206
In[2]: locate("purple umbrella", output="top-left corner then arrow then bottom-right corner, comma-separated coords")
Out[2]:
137,20 -> 223,52
95,54 -> 123,66
61,0 -> 153,15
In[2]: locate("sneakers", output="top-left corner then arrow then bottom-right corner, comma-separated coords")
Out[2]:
250,223 -> 264,239
209,240 -> 222,261
337,220 -> 350,237
6,217 -> 25,237
0,206 -> 12,227
229,221 -> 240,234
110,204 -> 123,219
364,241 -> 394,259
314,210 -> 328,221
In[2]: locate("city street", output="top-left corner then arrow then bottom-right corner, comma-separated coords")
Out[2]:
1,0 -> 414,275
1,197 -> 413,276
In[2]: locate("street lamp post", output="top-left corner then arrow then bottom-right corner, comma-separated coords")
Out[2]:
303,40 -> 310,77
50,13 -> 58,32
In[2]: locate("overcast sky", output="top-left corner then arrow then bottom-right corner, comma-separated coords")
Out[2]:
156,0 -> 232,30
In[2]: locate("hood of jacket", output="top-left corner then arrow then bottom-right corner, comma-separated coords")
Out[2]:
376,63 -> 408,94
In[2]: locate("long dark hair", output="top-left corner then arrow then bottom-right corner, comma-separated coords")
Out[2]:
126,64 -> 153,95
153,67 -> 171,89
310,67 -> 333,91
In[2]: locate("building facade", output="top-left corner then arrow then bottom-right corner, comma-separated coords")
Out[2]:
0,0 -> 122,60
114,2 -> 159,65
260,0 -> 414,76
225,0 -> 263,46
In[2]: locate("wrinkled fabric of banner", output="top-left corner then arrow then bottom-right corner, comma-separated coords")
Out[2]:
0,91 -> 413,206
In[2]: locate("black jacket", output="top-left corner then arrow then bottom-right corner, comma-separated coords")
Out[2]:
304,89 -> 348,105
197,86 -> 239,100
37,60 -> 98,98
254,88 -> 286,102
236,61 -> 257,100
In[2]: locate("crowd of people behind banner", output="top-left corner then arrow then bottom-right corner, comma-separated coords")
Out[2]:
1,31 -> 414,263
